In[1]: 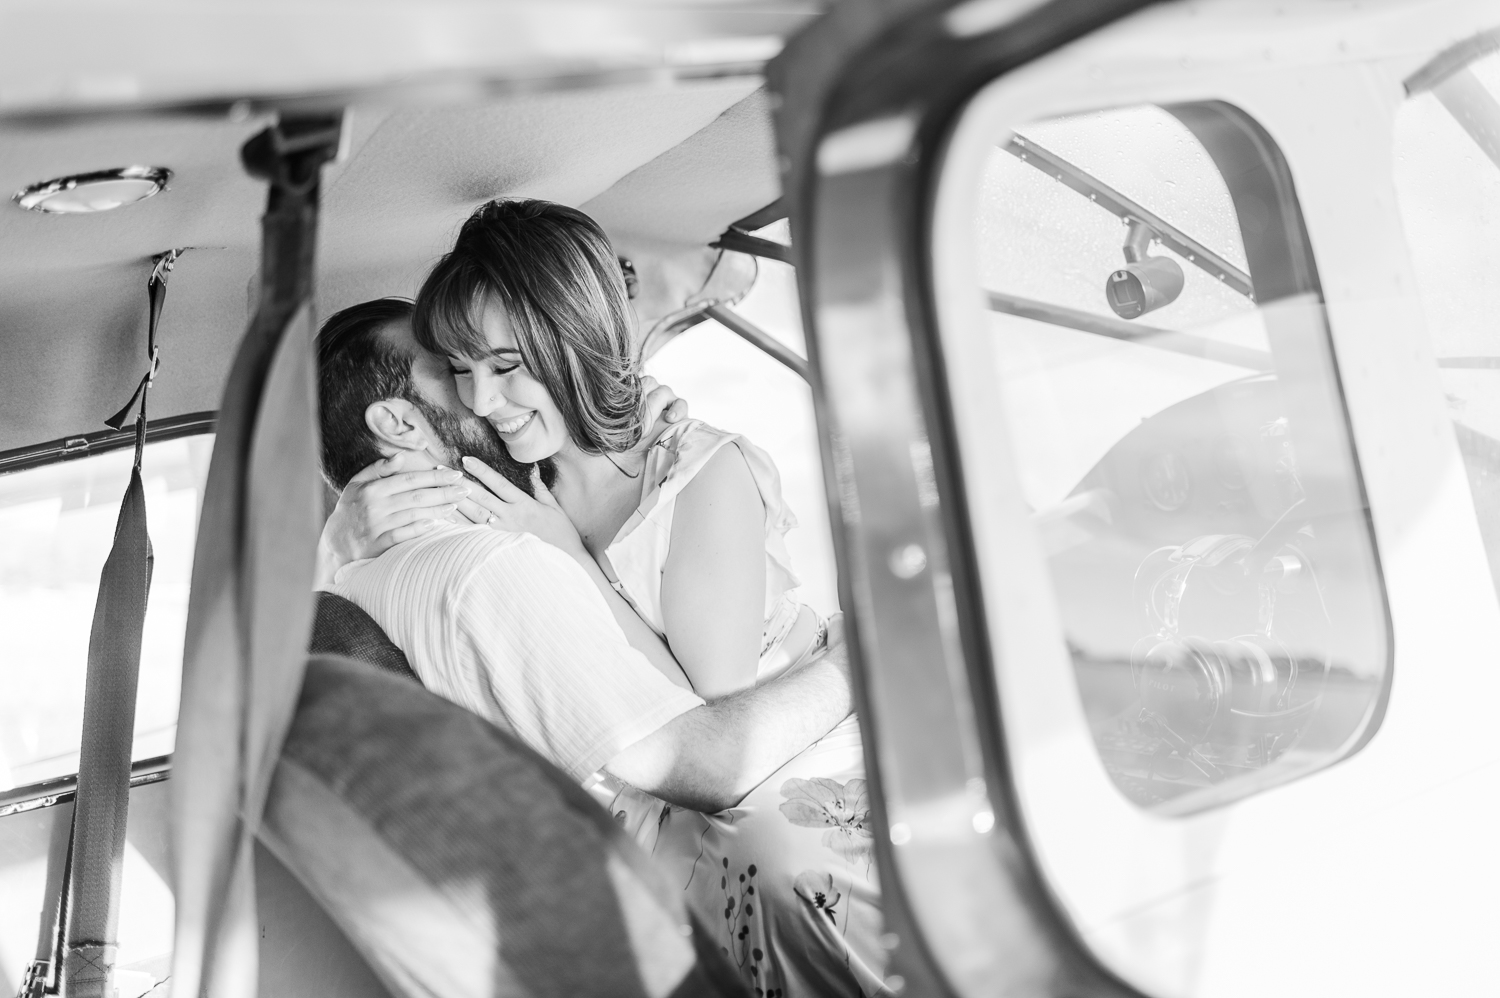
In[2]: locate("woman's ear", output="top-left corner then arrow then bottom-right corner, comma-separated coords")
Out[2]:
364,398 -> 426,451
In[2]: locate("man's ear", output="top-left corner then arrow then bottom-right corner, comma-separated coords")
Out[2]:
365,398 -> 429,452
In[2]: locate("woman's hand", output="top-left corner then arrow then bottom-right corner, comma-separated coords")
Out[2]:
458,456 -> 586,557
638,375 -> 688,449
320,450 -> 472,571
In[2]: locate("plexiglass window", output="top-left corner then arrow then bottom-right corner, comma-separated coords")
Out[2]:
0,435 -> 211,791
976,103 -> 1389,812
1393,51 -> 1500,598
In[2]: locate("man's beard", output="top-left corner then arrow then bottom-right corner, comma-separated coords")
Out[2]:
408,392 -> 536,497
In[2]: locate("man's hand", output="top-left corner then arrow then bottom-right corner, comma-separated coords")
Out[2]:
319,450 -> 471,574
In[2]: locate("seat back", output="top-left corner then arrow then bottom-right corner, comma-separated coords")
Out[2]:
308,592 -> 421,684
261,654 -> 744,998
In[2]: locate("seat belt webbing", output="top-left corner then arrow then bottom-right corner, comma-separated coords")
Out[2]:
18,251 -> 182,998
58,438 -> 152,998
169,114 -> 342,998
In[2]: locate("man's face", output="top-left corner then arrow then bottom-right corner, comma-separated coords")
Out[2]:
382,319 -> 533,494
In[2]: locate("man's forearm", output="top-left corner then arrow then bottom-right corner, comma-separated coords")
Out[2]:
605,641 -> 853,813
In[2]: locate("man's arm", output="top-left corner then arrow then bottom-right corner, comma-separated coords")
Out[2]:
450,533 -> 851,809
604,618 -> 852,813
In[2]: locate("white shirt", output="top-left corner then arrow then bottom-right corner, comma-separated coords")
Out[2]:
331,520 -> 704,783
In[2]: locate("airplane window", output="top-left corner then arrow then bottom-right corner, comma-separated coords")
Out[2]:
0,435 -> 211,792
1393,50 -> 1500,599
968,103 -> 1389,813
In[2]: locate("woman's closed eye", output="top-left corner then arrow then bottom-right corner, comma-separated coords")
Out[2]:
448,362 -> 518,378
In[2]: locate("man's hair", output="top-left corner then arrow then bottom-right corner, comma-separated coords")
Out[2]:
316,297 -> 416,490
413,199 -> 642,454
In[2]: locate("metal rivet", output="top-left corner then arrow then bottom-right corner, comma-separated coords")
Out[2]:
972,810 -> 995,834
888,544 -> 927,579
886,974 -> 907,994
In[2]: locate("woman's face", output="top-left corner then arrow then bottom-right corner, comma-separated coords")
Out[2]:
446,298 -> 570,464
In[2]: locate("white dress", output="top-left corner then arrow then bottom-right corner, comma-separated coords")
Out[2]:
591,419 -> 890,998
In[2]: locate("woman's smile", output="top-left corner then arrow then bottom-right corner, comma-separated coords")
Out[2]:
491,410 -> 536,436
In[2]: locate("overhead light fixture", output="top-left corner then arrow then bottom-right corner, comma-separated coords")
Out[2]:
13,166 -> 171,214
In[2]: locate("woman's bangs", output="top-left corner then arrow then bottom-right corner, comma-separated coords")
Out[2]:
417,267 -> 493,359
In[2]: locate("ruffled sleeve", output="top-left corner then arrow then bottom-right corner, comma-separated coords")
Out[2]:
606,420 -> 802,636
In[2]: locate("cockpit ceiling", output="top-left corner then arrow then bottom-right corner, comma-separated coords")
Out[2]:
0,77 -> 776,453
0,1 -> 819,119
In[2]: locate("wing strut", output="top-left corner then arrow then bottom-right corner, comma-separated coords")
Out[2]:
1004,133 -> 1254,298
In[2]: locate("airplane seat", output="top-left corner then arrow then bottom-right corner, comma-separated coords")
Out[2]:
260,653 -> 744,997
308,591 -> 422,684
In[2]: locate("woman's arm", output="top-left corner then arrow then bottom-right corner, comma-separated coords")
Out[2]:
661,444 -> 767,698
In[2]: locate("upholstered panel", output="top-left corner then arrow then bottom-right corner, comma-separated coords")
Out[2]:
261,654 -> 744,998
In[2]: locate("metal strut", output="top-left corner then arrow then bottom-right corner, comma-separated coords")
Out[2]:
1003,133 -> 1254,299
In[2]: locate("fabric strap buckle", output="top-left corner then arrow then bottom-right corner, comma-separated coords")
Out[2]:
16,959 -> 50,998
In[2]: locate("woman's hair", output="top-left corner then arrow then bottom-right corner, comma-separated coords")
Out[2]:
413,199 -> 642,453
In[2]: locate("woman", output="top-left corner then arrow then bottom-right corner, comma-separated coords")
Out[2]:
326,199 -> 887,997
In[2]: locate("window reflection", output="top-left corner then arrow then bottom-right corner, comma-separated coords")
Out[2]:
976,104 -> 1389,812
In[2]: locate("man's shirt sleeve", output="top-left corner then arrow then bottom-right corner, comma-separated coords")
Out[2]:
447,533 -> 704,782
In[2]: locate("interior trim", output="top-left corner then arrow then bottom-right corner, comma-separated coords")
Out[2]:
0,411 -> 216,476
0,755 -> 172,817
0,64 -> 768,129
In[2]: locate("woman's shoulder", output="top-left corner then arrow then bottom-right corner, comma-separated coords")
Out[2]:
606,421 -> 730,551
611,419 -> 802,590
651,419 -> 744,485
643,419 -> 793,527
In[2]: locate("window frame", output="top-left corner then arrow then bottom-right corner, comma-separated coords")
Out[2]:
770,0 -> 1463,994
0,412 -> 215,810
0,411 -> 216,477
922,25 -> 1433,998
773,2 -> 1162,996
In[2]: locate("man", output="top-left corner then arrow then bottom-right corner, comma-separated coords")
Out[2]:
314,297 -> 887,997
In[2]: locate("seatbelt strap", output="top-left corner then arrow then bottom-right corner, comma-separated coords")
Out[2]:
102,251 -> 181,432
20,251 -> 181,998
170,114 -> 341,998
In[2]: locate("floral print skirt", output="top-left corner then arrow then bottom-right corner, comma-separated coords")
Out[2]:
650,715 -> 890,998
